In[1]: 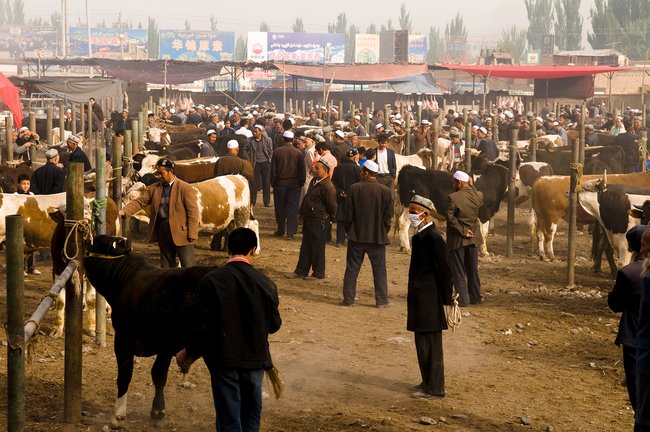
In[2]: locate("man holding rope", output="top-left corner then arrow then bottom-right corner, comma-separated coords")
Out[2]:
407,195 -> 453,399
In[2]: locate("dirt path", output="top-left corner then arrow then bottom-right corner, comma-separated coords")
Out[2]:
0,205 -> 633,431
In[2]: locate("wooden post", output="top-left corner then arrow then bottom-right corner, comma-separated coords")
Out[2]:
492,114 -> 499,143
29,112 -> 36,161
5,114 -> 13,162
405,110 -> 411,156
364,107 -> 370,136
464,119 -> 472,172
6,214 -> 25,432
371,101 -> 375,115
530,115 -> 537,162
94,147 -> 107,347
112,136 -> 124,238
643,130 -> 648,172
87,102 -> 93,163
131,120 -> 140,153
301,100 -> 306,117
579,103 -> 586,165
417,101 -> 422,125
124,129 -> 132,157
46,107 -> 53,145
64,162 -> 84,424
148,95 -> 153,112
79,103 -> 85,136
138,111 -> 145,147
506,129 -> 518,258
59,103 -> 65,137
566,138 -> 579,288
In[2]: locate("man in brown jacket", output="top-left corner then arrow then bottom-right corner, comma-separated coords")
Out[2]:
446,170 -> 484,306
290,157 -> 337,279
120,158 -> 199,267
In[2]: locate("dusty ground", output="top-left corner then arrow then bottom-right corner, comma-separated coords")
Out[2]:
0,203 -> 636,431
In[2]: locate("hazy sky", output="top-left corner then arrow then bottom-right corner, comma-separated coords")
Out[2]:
27,0 -> 597,46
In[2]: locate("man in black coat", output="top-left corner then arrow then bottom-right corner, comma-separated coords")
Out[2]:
637,229 -> 650,431
446,170 -> 484,306
407,195 -> 453,399
608,224 -> 650,413
476,127 -> 498,161
270,131 -> 306,239
614,121 -> 640,173
30,148 -> 65,194
342,160 -> 393,307
178,227 -> 281,432
375,133 -> 397,191
331,148 -> 361,245
65,135 -> 92,172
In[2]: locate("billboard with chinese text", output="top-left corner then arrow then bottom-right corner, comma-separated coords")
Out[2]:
247,32 -> 345,63
69,27 -> 147,58
354,34 -> 379,64
159,30 -> 234,61
408,34 -> 428,63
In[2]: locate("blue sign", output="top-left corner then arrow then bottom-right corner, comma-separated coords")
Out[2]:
267,32 -> 345,63
159,30 -> 235,61
69,27 -> 147,56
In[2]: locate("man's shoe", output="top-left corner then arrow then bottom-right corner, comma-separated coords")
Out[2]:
339,301 -> 354,307
27,269 -> 41,275
286,234 -> 295,240
285,272 -> 303,279
470,296 -> 484,305
376,302 -> 393,308
411,382 -> 425,391
273,231 -> 284,237
412,390 -> 445,399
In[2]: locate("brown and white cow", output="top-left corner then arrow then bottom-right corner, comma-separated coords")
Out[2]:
136,154 -> 218,183
123,174 -> 260,252
530,171 -> 650,261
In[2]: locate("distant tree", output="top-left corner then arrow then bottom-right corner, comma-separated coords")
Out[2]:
210,15 -> 217,32
554,0 -> 582,50
234,35 -> 246,61
380,19 -> 394,32
292,17 -> 305,32
524,0 -> 554,50
147,17 -> 159,59
98,19 -> 106,29
445,13 -> 467,62
497,25 -> 528,63
327,13 -> 346,34
137,21 -> 143,30
28,17 -> 48,26
588,0 -> 650,59
184,20 -> 191,31
346,24 -> 358,63
366,23 -> 377,34
426,26 -> 445,63
2,0 -> 12,25
10,0 -> 23,25
260,21 -> 270,32
398,2 -> 412,32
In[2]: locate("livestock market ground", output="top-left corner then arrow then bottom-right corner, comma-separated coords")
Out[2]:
0,203 -> 637,431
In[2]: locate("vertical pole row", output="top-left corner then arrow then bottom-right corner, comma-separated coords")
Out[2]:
94,147 -> 107,347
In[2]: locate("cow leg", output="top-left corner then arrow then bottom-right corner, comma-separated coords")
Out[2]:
529,210 -> 538,254
612,233 -> 632,269
53,285 -> 65,337
83,283 -> 96,336
112,345 -> 134,428
150,355 -> 172,420
478,220 -> 490,257
591,224 -> 605,274
545,223 -> 558,261
248,219 -> 261,254
397,208 -> 411,253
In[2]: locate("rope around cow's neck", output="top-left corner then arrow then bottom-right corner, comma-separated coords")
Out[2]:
63,219 -> 93,261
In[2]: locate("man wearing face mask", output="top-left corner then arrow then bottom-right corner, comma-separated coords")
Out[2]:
407,195 -> 453,399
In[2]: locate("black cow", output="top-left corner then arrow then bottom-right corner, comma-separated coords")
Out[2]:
631,200 -> 650,224
83,235 -> 218,427
533,145 -> 625,175
396,164 -> 509,255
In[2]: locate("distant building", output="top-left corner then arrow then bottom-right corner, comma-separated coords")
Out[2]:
553,49 -> 628,67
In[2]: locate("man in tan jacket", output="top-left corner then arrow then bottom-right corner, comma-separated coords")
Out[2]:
120,158 -> 199,267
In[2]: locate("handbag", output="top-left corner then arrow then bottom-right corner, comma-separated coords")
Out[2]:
444,291 -> 462,331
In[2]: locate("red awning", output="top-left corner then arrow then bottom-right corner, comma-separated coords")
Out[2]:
0,72 -> 22,128
435,64 -> 630,79
274,63 -> 430,84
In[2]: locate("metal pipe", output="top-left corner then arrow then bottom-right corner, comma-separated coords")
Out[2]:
6,214 -> 25,432
63,162 -> 84,424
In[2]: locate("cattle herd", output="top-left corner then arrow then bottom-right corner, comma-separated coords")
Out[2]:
4,102 -> 650,428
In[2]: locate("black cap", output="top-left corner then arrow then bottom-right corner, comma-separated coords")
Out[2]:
155,158 -> 175,170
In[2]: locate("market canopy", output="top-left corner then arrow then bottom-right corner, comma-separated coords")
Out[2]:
273,63 -> 431,85
14,76 -> 123,105
0,72 -> 23,128
390,73 -> 444,94
433,64 -> 630,79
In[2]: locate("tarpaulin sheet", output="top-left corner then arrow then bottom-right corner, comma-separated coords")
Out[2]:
534,76 -> 595,99
19,77 -> 123,104
274,62 -> 430,84
93,59 -> 225,84
435,64 -> 629,79
0,72 -> 23,128
390,73 -> 444,94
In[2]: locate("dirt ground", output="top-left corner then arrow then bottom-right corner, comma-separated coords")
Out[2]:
0,203 -> 636,431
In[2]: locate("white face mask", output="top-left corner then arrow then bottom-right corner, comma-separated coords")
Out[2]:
409,212 -> 424,228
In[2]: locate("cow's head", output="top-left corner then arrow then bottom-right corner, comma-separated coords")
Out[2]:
86,235 -> 132,257
582,170 -> 608,193
630,200 -> 650,224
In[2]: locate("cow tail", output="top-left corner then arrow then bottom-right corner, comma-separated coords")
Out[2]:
265,366 -> 284,399
392,200 -> 404,238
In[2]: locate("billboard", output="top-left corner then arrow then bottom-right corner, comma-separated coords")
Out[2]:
354,34 -> 379,64
0,27 -> 57,59
69,27 -> 147,57
247,32 -> 268,63
159,30 -> 234,61
267,32 -> 345,63
408,34 -> 427,63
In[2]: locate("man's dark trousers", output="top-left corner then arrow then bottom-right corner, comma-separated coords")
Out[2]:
253,161 -> 271,206
273,184 -> 301,236
447,245 -> 481,305
295,218 -> 329,278
342,240 -> 388,305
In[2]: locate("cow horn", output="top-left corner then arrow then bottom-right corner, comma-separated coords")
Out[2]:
602,170 -> 608,186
